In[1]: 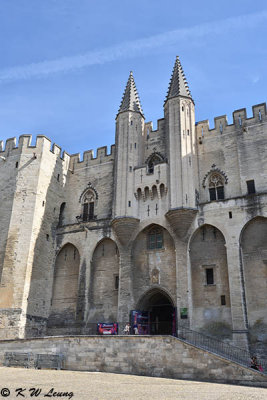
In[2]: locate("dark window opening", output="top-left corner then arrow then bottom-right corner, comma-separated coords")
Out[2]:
15,161 -> 18,168
209,187 -> 216,201
217,186 -> 224,200
115,275 -> 119,290
134,143 -> 137,149
209,186 -> 224,201
46,234 -> 49,241
58,202 -> 66,226
128,201 -> 131,207
229,211 -> 232,219
148,228 -> 163,250
129,166 -> 132,172
247,180 -> 256,194
42,201 -> 45,207
206,268 -> 214,285
57,174 -> 60,182
221,295 -> 226,305
187,129 -> 190,136
82,202 -> 94,221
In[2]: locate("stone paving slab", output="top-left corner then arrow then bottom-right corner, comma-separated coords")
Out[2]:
0,367 -> 266,400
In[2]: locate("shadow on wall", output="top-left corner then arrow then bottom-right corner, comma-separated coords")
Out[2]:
25,159 -> 86,337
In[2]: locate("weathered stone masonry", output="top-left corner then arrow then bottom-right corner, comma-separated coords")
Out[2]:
0,57 -> 266,361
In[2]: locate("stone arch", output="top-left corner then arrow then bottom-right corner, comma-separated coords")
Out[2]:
189,224 -> 232,338
145,152 -> 165,174
49,243 -> 80,327
136,287 -> 175,335
132,224 -> 176,307
88,238 -> 120,322
240,217 -> 267,348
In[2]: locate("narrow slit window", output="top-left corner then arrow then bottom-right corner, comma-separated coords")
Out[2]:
221,295 -> 226,305
247,180 -> 256,194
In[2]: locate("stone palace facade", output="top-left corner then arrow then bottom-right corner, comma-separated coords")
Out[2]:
0,57 -> 266,356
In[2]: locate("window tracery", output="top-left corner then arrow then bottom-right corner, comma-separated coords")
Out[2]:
208,173 -> 224,201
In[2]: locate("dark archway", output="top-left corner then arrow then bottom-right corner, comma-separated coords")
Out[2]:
137,289 -> 175,335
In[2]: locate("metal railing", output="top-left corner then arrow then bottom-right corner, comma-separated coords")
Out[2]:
177,325 -> 267,374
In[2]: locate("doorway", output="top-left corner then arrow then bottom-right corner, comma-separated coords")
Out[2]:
137,290 -> 175,335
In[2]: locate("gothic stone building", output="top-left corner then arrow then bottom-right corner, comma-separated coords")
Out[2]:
0,57 -> 266,355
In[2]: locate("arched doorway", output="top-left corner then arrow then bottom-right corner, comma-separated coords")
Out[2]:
136,289 -> 175,335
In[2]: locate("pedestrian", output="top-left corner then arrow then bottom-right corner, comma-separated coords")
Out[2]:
250,356 -> 259,370
133,324 -> 139,335
123,323 -> 130,335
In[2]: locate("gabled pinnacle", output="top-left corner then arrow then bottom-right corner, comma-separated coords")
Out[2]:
117,71 -> 144,117
164,56 -> 192,105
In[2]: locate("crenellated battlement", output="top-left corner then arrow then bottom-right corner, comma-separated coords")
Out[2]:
145,118 -> 165,137
0,134 -> 70,163
69,144 -> 115,170
196,103 -> 267,143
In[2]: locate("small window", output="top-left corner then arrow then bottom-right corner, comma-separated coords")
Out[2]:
148,228 -> 163,250
209,187 -> 216,201
115,275 -> 119,290
134,143 -> 137,149
128,201 -> 131,207
229,211 -> 232,219
247,180 -> 255,194
129,166 -> 132,172
42,201 -> 45,207
221,295 -> 226,306
187,129 -> 190,136
15,161 -> 18,168
82,202 -> 94,221
57,174 -> 60,182
46,234 -> 49,241
131,120 -> 133,125
206,268 -> 214,285
217,186 -> 224,200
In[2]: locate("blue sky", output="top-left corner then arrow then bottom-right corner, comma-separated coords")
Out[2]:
0,0 -> 267,155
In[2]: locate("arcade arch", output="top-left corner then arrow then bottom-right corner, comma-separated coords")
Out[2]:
88,238 -> 119,322
240,217 -> 267,329
132,224 -> 176,311
189,224 -> 232,338
49,243 -> 80,325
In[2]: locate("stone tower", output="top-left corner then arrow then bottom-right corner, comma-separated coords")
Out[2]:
164,56 -> 197,238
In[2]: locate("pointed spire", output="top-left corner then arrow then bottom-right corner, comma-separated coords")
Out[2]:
165,56 -> 192,104
117,71 -> 144,117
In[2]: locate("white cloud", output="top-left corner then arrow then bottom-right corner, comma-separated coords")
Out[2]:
0,10 -> 267,83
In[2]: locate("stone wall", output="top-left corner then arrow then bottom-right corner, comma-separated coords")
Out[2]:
0,336 -> 266,387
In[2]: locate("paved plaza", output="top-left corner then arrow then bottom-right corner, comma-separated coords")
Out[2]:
0,367 -> 266,400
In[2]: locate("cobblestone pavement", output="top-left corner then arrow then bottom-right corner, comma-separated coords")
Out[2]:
0,367 -> 266,400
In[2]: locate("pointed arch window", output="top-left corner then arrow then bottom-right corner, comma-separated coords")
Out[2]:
82,190 -> 95,221
146,153 -> 165,174
209,173 -> 224,201
148,227 -> 163,250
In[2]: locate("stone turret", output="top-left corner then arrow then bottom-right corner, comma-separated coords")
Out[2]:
164,57 -> 197,238
112,72 -> 145,244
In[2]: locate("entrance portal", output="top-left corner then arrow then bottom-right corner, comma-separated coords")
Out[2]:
137,290 -> 175,335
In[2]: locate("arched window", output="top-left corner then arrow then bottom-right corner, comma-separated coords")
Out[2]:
82,190 -> 95,221
209,173 -> 224,201
58,202 -> 66,226
148,227 -> 163,250
146,153 -> 164,174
